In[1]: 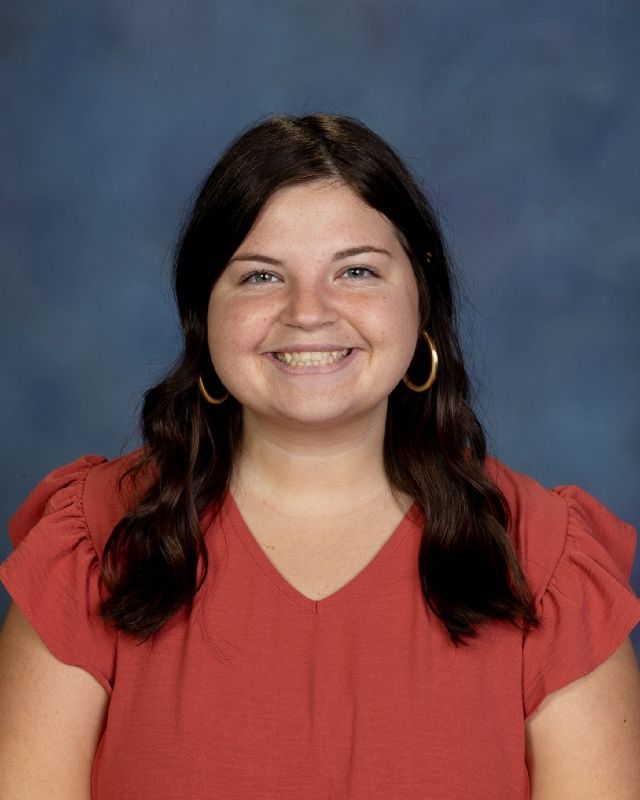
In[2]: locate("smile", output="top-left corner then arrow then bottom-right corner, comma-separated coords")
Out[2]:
273,349 -> 351,367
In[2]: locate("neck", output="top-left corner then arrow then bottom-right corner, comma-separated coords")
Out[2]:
232,406 -> 394,514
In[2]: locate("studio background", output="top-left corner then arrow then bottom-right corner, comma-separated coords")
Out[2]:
1,1 -> 638,654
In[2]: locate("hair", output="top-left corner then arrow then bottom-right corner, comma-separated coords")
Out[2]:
99,113 -> 540,644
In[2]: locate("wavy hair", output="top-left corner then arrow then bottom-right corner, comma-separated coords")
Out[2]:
99,114 -> 540,644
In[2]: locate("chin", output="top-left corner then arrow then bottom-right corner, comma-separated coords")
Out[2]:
261,400 -> 387,430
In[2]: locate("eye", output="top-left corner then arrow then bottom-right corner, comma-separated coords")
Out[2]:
341,266 -> 378,280
241,270 -> 281,285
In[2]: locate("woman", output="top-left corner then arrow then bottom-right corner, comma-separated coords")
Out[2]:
0,114 -> 639,799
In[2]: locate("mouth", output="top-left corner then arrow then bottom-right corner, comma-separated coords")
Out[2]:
271,349 -> 352,367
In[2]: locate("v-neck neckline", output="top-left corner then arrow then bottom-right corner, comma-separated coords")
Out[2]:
221,492 -> 422,616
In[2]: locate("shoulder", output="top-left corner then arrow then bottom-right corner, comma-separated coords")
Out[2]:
8,449 -> 153,560
81,448 -> 154,554
491,456 -> 640,730
484,455 -> 637,602
484,456 -> 568,596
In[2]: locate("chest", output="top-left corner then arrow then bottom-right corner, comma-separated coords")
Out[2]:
233,499 -> 411,601
98,566 -> 528,800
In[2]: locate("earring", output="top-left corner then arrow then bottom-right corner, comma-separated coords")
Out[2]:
402,331 -> 438,392
197,375 -> 229,405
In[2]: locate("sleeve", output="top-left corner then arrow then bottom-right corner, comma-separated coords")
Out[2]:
522,485 -> 640,719
0,455 -> 117,695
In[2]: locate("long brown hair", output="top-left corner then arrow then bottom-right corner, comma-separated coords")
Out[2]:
99,114 -> 539,644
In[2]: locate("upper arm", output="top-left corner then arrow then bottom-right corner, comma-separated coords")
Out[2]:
0,602 -> 110,800
525,637 -> 640,800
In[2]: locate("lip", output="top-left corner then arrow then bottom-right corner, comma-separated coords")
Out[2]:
264,348 -> 358,374
265,344 -> 355,353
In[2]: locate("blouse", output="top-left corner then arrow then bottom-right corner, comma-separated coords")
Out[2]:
1,450 -> 639,799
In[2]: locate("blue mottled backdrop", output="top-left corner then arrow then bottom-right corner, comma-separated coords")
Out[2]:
1,1 -> 639,654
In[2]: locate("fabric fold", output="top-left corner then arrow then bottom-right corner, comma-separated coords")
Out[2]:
523,485 -> 640,719
0,455 -> 116,694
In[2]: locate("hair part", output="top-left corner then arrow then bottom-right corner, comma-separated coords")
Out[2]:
99,113 -> 539,644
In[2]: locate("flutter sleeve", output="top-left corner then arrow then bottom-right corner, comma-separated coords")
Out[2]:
0,456 -> 117,694
522,485 -> 640,719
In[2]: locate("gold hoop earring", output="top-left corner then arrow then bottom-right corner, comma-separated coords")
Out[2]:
198,375 -> 229,405
402,331 -> 438,392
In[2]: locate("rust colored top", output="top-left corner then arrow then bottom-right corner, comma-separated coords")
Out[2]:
1,451 -> 639,799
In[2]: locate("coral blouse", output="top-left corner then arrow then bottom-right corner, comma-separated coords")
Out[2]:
1,452 -> 639,799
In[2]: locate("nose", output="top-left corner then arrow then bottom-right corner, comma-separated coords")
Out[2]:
280,278 -> 338,330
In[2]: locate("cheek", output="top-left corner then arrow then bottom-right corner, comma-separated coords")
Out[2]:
206,295 -> 223,355
385,285 -> 421,339
392,290 -> 422,370
206,291 -> 238,365
206,311 -> 240,386
207,297 -> 272,362
403,286 -> 421,330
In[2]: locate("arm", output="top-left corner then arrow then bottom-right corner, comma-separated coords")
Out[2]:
0,602 -> 109,799
525,637 -> 640,800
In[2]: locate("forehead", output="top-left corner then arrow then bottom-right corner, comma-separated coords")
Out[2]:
239,179 -> 403,253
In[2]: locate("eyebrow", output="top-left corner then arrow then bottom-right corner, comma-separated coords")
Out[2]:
228,245 -> 392,266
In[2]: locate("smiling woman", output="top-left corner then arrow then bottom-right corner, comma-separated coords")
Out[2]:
207,181 -> 420,429
0,114 -> 639,800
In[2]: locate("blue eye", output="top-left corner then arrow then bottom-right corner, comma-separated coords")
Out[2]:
343,266 -> 376,279
243,271 -> 279,284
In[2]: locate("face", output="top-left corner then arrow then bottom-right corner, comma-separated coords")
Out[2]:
207,180 -> 421,430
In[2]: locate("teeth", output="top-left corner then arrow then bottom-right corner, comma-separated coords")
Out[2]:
274,349 -> 350,366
